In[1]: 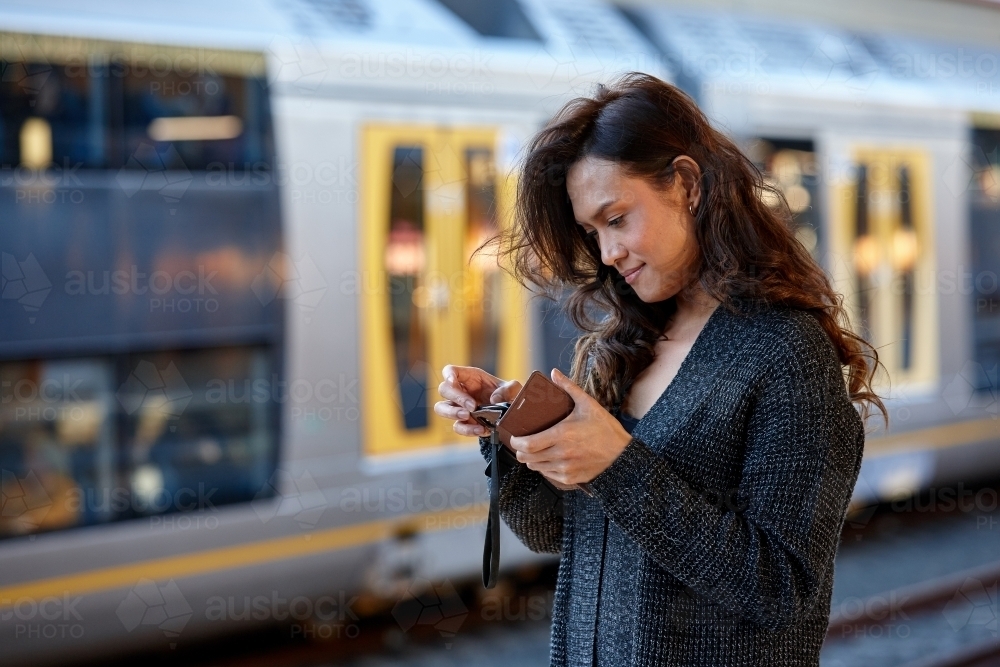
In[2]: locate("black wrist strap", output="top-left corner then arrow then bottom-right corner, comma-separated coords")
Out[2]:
483,429 -> 501,589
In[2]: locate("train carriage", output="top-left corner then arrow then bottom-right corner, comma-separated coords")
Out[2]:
0,0 -> 663,663
0,1 -> 998,665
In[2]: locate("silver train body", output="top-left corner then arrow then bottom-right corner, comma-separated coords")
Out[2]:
0,1 -> 997,664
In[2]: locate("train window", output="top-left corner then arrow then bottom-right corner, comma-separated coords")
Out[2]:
464,147 -> 502,378
386,146 -> 430,431
0,56 -> 272,170
0,346 -> 277,540
435,0 -> 542,41
361,127 -> 530,455
0,61 -> 100,168
120,70 -> 271,171
117,346 -> 275,519
748,138 -> 822,264
0,358 -> 116,539
970,128 -> 1000,375
831,148 -> 938,389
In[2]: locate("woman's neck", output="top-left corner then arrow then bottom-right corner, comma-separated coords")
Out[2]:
667,286 -> 720,340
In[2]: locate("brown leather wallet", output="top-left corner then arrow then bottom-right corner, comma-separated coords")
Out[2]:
473,371 -> 593,589
472,370 -> 593,497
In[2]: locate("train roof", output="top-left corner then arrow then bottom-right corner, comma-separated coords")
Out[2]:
2,1 -> 998,114
0,0 -> 669,100
630,5 -> 1000,114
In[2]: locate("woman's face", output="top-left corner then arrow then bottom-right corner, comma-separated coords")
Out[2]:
566,155 -> 701,303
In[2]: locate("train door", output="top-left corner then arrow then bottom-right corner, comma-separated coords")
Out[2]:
831,148 -> 939,389
359,126 -> 529,455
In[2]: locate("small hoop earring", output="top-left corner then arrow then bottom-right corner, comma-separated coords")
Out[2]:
689,205 -> 695,216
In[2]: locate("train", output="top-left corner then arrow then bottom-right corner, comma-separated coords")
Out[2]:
0,0 -> 997,664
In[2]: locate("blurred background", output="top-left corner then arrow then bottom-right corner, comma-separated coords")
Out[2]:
0,0 -> 998,665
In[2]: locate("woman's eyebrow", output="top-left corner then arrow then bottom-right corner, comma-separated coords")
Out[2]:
576,199 -> 616,226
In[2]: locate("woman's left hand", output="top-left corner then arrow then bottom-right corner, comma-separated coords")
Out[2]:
509,368 -> 633,486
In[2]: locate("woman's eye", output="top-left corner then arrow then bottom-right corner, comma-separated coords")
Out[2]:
584,216 -> 621,240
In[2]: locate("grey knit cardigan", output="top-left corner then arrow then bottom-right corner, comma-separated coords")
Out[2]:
479,299 -> 866,666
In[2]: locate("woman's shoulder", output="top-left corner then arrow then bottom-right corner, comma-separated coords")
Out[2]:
729,299 -> 840,368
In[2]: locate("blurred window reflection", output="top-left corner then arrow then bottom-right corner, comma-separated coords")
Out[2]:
0,61 -> 95,167
0,60 -> 272,170
464,147 -> 501,377
386,146 -> 429,430
0,346 -> 276,539
970,128 -> 1000,375
749,138 -> 821,263
0,359 -> 114,537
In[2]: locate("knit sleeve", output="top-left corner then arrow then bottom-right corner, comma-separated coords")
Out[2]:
479,435 -> 564,554
588,332 -> 866,632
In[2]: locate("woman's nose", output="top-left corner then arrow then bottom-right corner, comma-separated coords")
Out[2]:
601,239 -> 626,266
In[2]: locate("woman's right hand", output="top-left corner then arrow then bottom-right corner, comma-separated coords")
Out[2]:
434,365 -> 522,438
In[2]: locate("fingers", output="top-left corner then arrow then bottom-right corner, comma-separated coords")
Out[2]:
434,365 -> 490,438
435,365 -> 512,439
432,399 -> 471,422
432,399 -> 489,437
453,415 -> 490,438
510,435 -> 556,463
437,372 -> 478,412
490,379 -> 522,404
432,397 -> 490,438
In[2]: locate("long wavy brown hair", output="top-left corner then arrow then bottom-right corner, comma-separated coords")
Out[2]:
478,73 -> 887,428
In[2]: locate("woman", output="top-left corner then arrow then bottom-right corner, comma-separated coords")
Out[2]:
434,73 -> 887,666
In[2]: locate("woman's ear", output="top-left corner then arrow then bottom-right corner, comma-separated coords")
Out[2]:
671,155 -> 702,213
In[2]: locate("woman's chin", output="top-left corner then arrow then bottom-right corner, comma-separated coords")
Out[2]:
636,285 -> 682,304
633,288 -> 665,303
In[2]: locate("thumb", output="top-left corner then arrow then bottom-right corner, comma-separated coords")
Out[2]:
550,367 -> 584,398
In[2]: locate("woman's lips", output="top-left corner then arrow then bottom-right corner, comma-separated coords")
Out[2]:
623,265 -> 643,284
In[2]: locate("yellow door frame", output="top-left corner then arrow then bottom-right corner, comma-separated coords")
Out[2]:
831,147 -> 938,391
359,124 -> 529,456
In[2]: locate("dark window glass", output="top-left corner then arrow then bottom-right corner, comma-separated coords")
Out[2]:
386,146 -> 429,430
0,345 -> 277,539
0,358 -> 115,538
465,147 -> 501,377
120,69 -> 271,171
0,59 -> 273,171
0,61 -> 96,168
117,346 -> 275,518
434,0 -> 542,41
970,128 -> 1000,379
748,137 -> 822,264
